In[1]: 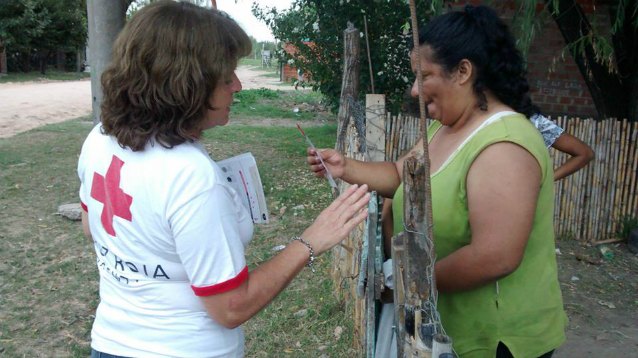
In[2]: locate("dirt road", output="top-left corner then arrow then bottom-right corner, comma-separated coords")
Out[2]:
0,80 -> 92,138
0,65 -> 289,138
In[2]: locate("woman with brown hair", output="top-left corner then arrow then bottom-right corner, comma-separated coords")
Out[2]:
78,2 -> 370,357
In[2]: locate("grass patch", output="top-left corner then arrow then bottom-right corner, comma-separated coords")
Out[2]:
232,88 -> 331,121
616,216 -> 638,239
0,70 -> 90,83
0,97 -> 355,357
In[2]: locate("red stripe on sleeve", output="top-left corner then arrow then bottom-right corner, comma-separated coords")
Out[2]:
80,201 -> 88,212
191,266 -> 249,297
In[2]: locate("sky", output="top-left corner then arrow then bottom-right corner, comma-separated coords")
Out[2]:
217,0 -> 294,42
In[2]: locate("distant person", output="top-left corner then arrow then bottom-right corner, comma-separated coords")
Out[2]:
295,68 -> 305,90
530,113 -> 594,180
77,2 -> 370,357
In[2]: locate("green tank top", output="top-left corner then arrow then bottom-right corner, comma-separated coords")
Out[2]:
392,113 -> 567,357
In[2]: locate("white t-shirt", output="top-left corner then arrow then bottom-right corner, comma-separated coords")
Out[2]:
78,124 -> 254,357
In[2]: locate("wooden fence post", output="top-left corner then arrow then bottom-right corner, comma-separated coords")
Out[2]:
335,22 -> 360,153
363,94 -> 386,356
392,156 -> 435,358
366,94 -> 386,162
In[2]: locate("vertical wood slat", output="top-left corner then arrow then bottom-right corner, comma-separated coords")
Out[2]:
584,118 -> 596,240
593,119 -> 605,239
604,119 -> 616,237
572,118 -> 582,235
616,119 -> 632,219
552,116 -> 563,235
576,117 -> 586,239
623,122 -> 638,224
613,119 -> 627,234
596,120 -> 611,239
566,118 -> 577,235
554,117 -> 569,234
609,119 -> 619,235
593,121 -> 608,239
574,118 -> 586,238
600,119 -> 611,237
385,113 -> 391,161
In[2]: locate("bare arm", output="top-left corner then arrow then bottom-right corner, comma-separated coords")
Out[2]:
200,184 -> 370,328
307,148 -> 401,198
81,209 -> 91,239
551,133 -> 594,181
434,142 -> 541,293
307,137 -> 425,198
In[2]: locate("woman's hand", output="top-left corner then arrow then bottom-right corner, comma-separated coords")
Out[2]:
301,184 -> 370,255
200,184 -> 369,329
306,148 -> 346,180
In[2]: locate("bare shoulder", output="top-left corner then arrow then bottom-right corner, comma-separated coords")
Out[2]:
468,141 -> 541,187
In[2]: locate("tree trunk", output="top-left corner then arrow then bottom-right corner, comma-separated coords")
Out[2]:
56,50 -> 66,71
610,0 -> 638,122
76,50 -> 83,72
23,51 -> 31,72
86,0 -> 131,124
545,0 -> 627,119
39,51 -> 48,75
0,42 -> 7,75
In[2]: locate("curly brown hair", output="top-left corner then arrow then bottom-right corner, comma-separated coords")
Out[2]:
100,1 -> 251,151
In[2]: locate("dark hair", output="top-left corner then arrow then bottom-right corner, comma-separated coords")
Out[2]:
100,1 -> 251,151
415,5 -> 538,117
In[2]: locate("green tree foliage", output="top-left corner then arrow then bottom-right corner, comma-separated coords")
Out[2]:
552,0 -> 637,120
0,0 -> 87,73
256,0 -> 637,120
254,0 -> 443,113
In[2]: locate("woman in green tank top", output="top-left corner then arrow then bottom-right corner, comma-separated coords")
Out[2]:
306,5 -> 567,357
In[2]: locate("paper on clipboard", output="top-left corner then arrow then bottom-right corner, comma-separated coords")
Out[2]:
217,152 -> 269,224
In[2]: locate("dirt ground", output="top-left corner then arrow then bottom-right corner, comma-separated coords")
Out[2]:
0,65 -> 290,138
1,66 -> 637,357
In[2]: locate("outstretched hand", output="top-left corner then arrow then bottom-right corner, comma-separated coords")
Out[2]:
302,184 -> 370,255
306,148 -> 346,180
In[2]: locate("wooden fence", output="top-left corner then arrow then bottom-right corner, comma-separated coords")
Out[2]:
551,117 -> 638,241
384,114 -> 638,242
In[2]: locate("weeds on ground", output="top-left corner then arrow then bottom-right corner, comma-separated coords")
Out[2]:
616,216 -> 638,239
232,88 -> 330,121
0,114 -> 355,357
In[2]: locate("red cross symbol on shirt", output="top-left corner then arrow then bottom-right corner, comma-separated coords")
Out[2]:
91,155 -> 133,237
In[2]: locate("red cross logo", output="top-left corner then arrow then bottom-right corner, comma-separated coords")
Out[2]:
91,155 -> 133,237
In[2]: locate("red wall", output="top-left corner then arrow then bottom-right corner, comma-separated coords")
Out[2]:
282,64 -> 298,83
